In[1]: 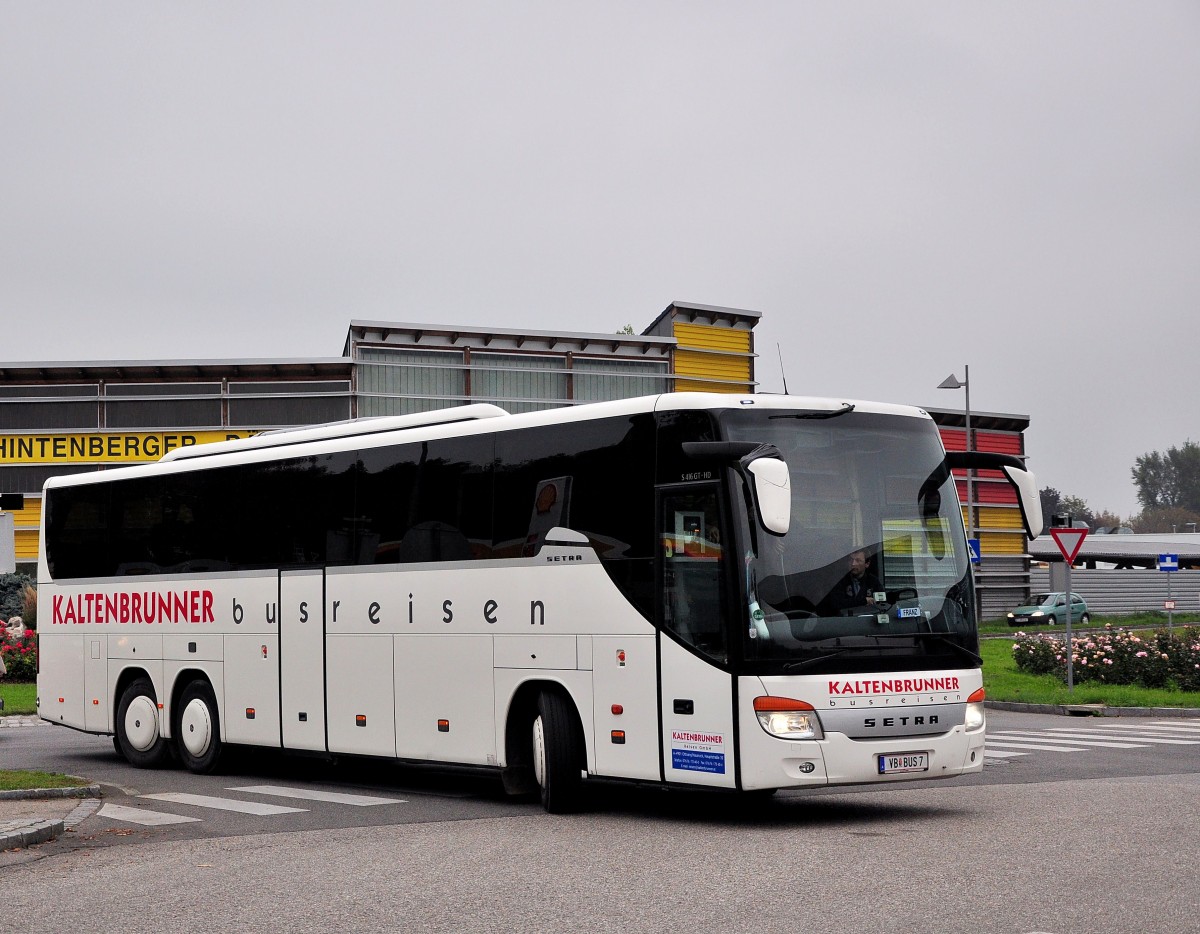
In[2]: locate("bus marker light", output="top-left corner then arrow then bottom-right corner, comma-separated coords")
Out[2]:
356,715 -> 367,727
611,731 -> 625,744
261,645 -> 268,658
753,695 -> 815,711
616,650 -> 625,667
438,719 -> 450,732
611,704 -> 623,715
93,699 -> 99,705
246,708 -> 256,719
58,697 -> 64,703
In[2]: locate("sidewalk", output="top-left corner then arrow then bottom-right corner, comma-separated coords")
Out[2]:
0,715 -> 102,852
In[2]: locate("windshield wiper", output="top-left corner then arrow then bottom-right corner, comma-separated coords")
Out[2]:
782,651 -> 852,672
870,632 -> 982,665
780,635 -> 910,672
769,403 -> 855,420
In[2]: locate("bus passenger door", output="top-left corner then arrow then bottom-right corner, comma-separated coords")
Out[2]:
658,486 -> 737,789
280,569 -> 327,752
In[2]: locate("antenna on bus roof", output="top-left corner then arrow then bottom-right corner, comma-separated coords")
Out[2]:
777,343 -> 790,395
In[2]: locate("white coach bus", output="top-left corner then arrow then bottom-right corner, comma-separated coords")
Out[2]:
36,392 -> 1041,811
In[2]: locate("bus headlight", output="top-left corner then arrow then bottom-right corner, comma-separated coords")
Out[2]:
753,696 -> 824,740
965,687 -> 986,732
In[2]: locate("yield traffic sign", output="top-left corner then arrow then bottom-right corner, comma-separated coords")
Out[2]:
1050,528 -> 1089,563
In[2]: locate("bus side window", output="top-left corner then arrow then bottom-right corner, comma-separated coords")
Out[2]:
660,489 -> 727,662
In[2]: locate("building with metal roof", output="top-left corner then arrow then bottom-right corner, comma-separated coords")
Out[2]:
0,300 -> 1036,617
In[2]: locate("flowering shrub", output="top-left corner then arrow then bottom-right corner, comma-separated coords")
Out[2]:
1158,628 -> 1200,693
1012,625 -> 1200,692
0,626 -> 37,681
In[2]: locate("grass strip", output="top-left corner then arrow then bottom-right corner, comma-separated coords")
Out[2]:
0,682 -> 36,715
0,770 -> 90,791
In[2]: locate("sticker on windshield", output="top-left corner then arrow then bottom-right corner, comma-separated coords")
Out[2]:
898,607 -> 922,618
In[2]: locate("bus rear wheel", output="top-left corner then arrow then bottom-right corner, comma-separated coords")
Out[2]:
532,691 -> 584,814
175,679 -> 223,774
115,677 -> 170,768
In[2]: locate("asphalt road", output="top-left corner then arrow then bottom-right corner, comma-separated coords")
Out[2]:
2,710 -> 1198,934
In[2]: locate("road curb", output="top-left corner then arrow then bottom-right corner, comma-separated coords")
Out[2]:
0,715 -> 45,728
0,785 -> 102,853
0,817 -> 65,850
0,783 -> 102,801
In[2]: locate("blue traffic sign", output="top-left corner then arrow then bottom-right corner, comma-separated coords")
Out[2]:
968,538 -> 981,564
1158,554 -> 1179,572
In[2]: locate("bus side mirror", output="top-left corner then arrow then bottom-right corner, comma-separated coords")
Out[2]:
745,456 -> 791,536
680,441 -> 792,537
946,452 -> 1043,539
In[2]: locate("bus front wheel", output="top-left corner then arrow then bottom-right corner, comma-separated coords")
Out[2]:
115,677 -> 170,768
175,679 -> 223,774
532,691 -> 584,814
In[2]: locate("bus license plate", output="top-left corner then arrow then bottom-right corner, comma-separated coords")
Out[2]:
878,753 -> 928,774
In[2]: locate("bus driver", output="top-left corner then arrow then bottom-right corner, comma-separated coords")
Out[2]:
825,548 -> 882,613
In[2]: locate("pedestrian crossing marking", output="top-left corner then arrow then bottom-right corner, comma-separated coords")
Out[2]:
988,732 -> 1146,749
982,721 -> 1200,766
229,785 -> 406,806
141,792 -> 307,816
97,803 -> 202,826
984,741 -> 1087,753
1037,730 -> 1200,745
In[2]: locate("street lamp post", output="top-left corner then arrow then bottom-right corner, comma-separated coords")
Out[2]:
938,367 -> 976,616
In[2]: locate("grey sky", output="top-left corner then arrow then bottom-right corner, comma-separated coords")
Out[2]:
2,2 -> 1196,518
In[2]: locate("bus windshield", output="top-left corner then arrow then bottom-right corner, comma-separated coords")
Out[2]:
720,408 -> 977,673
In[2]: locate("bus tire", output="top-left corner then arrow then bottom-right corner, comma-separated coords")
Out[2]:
532,690 -> 584,814
175,679 -> 223,774
115,677 -> 170,768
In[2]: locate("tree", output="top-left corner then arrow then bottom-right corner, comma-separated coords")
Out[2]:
1130,506 -> 1200,534
1132,441 -> 1200,512
1089,509 -> 1124,531
1039,487 -> 1061,520
1038,488 -> 1097,528
0,573 -> 33,621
